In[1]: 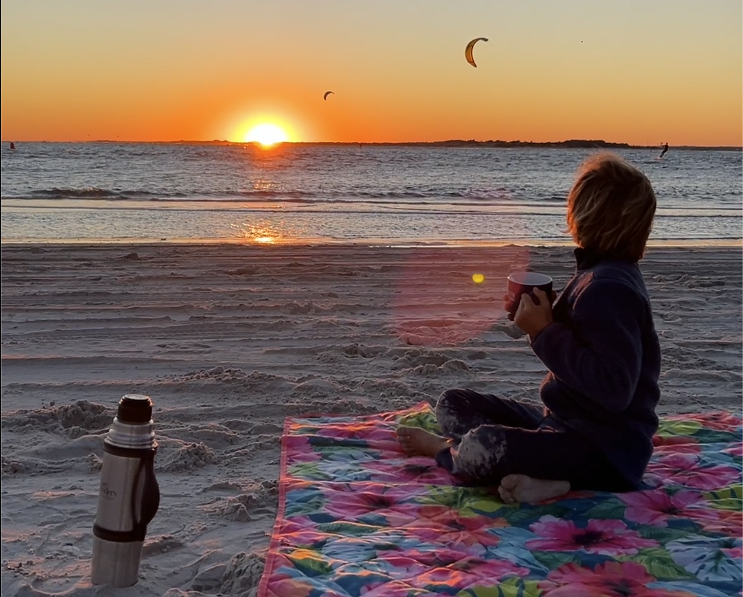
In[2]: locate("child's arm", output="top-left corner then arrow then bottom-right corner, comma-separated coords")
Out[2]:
529,279 -> 645,413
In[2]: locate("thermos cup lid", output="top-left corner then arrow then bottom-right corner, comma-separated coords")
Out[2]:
117,394 -> 153,424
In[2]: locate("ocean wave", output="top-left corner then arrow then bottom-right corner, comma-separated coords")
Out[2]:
6,187 -> 568,203
2,199 -> 740,221
33,187 -> 121,199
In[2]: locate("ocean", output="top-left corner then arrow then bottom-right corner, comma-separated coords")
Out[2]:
1,142 -> 741,246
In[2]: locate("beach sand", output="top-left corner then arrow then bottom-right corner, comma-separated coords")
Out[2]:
1,243 -> 741,596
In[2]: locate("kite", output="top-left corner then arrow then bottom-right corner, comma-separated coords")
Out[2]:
323,91 -> 335,101
465,37 -> 488,68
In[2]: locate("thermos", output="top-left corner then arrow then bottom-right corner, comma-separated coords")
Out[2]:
91,394 -> 160,588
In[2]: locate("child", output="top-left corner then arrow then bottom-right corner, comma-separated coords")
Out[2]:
398,153 -> 661,504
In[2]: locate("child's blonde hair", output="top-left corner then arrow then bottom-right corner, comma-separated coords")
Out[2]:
567,153 -> 656,262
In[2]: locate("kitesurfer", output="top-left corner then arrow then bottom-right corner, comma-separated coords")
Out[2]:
659,142 -> 669,158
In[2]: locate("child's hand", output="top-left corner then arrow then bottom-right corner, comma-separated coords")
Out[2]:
514,288 -> 553,338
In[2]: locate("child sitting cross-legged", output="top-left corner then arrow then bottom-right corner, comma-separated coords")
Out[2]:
398,153 -> 661,504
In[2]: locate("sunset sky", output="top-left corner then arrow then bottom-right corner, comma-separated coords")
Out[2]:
2,0 -> 741,146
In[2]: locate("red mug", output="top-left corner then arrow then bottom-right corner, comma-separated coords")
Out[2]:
506,272 -> 553,320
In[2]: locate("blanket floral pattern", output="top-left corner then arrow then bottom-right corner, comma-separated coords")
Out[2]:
258,403 -> 742,597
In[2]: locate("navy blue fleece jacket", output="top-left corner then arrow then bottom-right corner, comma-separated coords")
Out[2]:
530,248 -> 661,487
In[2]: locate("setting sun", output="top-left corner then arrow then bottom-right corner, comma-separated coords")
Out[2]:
245,123 -> 289,146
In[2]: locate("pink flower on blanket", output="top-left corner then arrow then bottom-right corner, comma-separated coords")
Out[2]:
315,420 -> 401,451
538,561 -> 692,596
663,411 -> 742,431
319,483 -> 432,524
276,516 -> 327,547
701,508 -> 743,537
263,552 -> 316,596
375,548 -> 528,586
722,545 -> 743,560
652,434 -> 700,449
645,453 -> 741,490
361,457 -> 456,485
652,441 -> 702,455
526,516 -> 657,556
620,489 -> 719,528
284,436 -> 322,464
413,556 -> 529,589
265,575 -> 315,597
359,580 -> 430,596
314,420 -> 391,440
403,509 -> 504,552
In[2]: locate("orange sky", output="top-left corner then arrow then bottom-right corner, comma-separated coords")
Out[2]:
2,1 -> 741,146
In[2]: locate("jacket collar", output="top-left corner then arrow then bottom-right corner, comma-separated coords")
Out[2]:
574,247 -> 636,270
574,247 -> 610,270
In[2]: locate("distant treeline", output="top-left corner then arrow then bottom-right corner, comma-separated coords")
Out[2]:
336,140 -> 633,148
203,139 -> 741,150
199,139 -> 631,148
31,139 -> 741,150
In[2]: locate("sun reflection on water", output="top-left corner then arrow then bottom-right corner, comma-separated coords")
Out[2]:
235,221 -> 287,244
251,179 -> 279,192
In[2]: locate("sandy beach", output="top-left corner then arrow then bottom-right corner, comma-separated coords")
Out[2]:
1,242 -> 741,597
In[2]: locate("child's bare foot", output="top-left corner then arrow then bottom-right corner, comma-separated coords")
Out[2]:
397,426 -> 451,457
498,474 -> 570,504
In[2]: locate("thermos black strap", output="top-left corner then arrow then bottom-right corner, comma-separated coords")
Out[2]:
103,443 -> 158,458
95,449 -> 160,544
93,523 -> 147,543
134,452 -> 161,536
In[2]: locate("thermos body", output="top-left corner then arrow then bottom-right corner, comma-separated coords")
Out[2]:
95,451 -> 150,534
90,536 -> 145,588
91,395 -> 160,588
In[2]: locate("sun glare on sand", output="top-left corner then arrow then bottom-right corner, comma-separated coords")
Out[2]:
245,123 -> 289,146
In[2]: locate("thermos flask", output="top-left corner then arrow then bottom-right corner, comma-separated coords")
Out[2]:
91,394 -> 160,587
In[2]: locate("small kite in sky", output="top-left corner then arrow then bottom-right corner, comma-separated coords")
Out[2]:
323,91 -> 335,101
465,37 -> 488,68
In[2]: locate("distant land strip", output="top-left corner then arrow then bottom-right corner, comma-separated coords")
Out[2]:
287,140 -> 743,151
160,139 -> 743,150
17,139 -> 743,150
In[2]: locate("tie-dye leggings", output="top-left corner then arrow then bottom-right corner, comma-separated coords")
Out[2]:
432,388 -> 632,491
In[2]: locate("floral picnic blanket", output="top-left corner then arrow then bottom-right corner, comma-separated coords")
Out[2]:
258,403 -> 743,597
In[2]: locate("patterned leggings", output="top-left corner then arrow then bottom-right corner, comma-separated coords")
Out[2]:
432,388 -> 632,491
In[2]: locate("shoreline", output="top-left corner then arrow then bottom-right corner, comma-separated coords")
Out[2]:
4,140 -> 742,150
2,238 -> 742,249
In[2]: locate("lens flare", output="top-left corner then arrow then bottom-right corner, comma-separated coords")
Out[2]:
391,246 -> 531,346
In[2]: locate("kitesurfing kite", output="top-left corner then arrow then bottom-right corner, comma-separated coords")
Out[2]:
465,37 -> 488,68
323,91 -> 335,101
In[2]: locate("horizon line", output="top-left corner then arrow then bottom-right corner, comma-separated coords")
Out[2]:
3,139 -> 742,150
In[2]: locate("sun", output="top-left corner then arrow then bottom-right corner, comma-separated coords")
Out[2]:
244,123 -> 289,146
